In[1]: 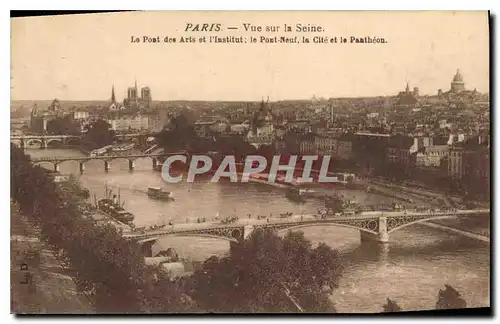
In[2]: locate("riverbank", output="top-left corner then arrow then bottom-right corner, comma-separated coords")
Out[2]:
10,202 -> 93,313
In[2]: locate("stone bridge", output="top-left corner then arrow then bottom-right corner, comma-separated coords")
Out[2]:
10,135 -> 82,149
10,133 -> 152,149
123,209 -> 490,256
29,152 -> 186,173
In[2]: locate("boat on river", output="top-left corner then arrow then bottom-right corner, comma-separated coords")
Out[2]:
90,145 -> 113,157
97,184 -> 134,224
147,187 -> 175,201
285,187 -> 317,203
112,143 -> 135,152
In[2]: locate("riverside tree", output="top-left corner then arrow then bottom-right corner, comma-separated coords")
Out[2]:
382,298 -> 402,312
156,112 -> 198,152
10,144 -> 195,313
83,119 -> 116,149
188,229 -> 341,312
436,285 -> 467,310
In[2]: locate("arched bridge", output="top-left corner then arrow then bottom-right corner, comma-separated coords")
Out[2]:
29,152 -> 187,173
10,135 -> 81,149
124,208 -> 490,256
11,133 -> 153,149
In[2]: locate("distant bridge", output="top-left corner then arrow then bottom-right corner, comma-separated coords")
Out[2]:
11,135 -> 81,149
10,133 -> 153,149
123,209 -> 490,256
30,152 -> 187,173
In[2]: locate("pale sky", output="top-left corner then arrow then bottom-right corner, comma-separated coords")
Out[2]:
11,11 -> 489,101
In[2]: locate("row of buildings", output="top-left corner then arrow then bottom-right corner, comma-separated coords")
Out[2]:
271,129 -> 489,197
29,82 -> 165,134
188,70 -> 489,198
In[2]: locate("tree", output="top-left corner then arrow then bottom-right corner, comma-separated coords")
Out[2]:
189,229 -> 341,312
83,120 -> 116,149
382,298 -> 402,312
436,285 -> 467,310
11,145 -> 192,313
156,113 -> 198,152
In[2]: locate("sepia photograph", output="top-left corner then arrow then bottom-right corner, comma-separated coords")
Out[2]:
10,11 -> 490,315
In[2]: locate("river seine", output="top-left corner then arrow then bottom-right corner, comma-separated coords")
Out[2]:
26,149 -> 490,313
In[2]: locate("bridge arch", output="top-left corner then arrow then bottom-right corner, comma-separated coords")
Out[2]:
45,138 -> 63,148
32,161 -> 56,167
46,138 -> 62,144
274,221 -> 379,235
387,215 -> 460,233
25,138 -> 43,148
10,139 -> 22,148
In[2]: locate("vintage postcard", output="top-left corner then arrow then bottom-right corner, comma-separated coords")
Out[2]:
10,11 -> 490,314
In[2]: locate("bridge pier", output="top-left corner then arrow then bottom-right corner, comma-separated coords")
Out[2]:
79,162 -> 85,174
42,140 -> 48,149
360,217 -> 389,243
128,159 -> 135,171
376,243 -> 390,262
104,160 -> 111,172
53,163 -> 60,172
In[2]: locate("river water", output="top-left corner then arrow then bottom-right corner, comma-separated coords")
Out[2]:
25,148 -> 490,313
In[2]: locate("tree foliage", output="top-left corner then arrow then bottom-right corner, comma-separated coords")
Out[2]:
156,113 -> 198,152
436,285 -> 467,310
189,229 -> 341,312
382,298 -> 402,312
83,120 -> 116,149
10,144 -> 194,313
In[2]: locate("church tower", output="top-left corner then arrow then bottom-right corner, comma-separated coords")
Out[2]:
111,85 -> 116,103
31,103 -> 39,117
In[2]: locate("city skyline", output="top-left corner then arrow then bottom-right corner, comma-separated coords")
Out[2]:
10,69 -> 488,104
11,11 -> 489,101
